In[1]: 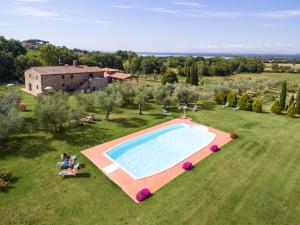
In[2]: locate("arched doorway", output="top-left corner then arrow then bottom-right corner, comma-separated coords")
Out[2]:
29,83 -> 32,91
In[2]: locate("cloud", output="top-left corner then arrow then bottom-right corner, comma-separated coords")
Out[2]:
95,20 -> 111,25
147,8 -> 179,14
11,6 -> 69,21
257,10 -> 300,19
184,10 -> 240,18
108,5 -> 133,9
12,0 -> 48,4
184,8 -> 300,19
258,23 -> 282,28
15,6 -> 57,17
172,1 -> 205,7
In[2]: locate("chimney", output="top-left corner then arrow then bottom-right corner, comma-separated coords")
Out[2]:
73,60 -> 78,67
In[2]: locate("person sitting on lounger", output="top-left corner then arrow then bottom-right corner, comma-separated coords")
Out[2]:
57,159 -> 75,167
59,164 -> 80,176
60,153 -> 77,161
161,107 -> 171,116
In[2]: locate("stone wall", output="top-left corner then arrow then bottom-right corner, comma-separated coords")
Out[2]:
24,69 -> 106,95
24,69 -> 42,95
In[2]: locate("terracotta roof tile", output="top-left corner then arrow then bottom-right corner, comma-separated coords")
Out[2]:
30,66 -> 105,75
109,73 -> 132,80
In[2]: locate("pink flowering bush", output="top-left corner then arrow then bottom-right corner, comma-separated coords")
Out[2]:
19,101 -> 26,111
182,162 -> 193,170
136,188 -> 151,202
210,145 -> 219,152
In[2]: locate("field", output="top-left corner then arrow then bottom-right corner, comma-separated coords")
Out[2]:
206,72 -> 300,83
265,63 -> 300,71
0,73 -> 300,225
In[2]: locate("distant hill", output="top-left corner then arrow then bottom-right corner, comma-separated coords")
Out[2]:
21,39 -> 49,50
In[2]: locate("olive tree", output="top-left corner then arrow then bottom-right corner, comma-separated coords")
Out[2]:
173,83 -> 200,105
134,86 -> 152,115
94,86 -> 123,120
0,91 -> 23,140
152,84 -> 175,108
35,92 -> 73,131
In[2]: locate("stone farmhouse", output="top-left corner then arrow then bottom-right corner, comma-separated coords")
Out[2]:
24,60 -> 133,96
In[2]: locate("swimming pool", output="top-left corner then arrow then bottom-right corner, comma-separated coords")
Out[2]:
105,123 -> 216,179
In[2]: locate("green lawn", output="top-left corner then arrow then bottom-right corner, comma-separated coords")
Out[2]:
1,85 -> 300,225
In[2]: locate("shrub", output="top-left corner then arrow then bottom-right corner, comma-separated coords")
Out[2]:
287,103 -> 296,118
286,95 -> 295,111
182,162 -> 193,170
279,80 -> 287,111
0,169 -> 12,191
252,98 -> 262,113
227,92 -> 237,107
230,133 -> 238,139
0,179 -> 10,190
215,91 -> 226,105
136,188 -> 151,202
271,100 -> 281,114
161,70 -> 178,85
0,169 -> 12,180
18,101 -> 26,111
238,93 -> 253,111
210,145 -> 219,152
295,88 -> 300,114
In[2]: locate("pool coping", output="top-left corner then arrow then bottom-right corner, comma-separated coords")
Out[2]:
103,123 -> 216,180
81,118 -> 232,202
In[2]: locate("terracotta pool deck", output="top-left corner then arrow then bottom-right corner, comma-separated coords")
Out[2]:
81,118 -> 232,202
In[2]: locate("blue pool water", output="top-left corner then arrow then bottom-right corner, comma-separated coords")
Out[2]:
105,123 -> 216,179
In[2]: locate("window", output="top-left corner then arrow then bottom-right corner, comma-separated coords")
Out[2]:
36,75 -> 38,80
36,85 -> 39,90
70,75 -> 73,79
62,75 -> 65,79
29,74 -> 31,78
62,83 -> 65,87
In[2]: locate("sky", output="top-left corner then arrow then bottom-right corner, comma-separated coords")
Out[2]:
0,0 -> 300,54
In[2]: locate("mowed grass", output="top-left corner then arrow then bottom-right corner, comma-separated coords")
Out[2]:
0,86 -> 300,225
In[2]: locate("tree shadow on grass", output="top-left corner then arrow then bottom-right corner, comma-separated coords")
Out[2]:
0,136 -> 56,159
63,173 -> 91,179
13,117 -> 40,135
110,117 -> 148,128
52,125 -> 110,147
198,102 -> 217,111
150,113 -> 167,120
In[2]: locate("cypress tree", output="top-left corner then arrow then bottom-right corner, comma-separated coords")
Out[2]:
288,95 -> 295,107
252,98 -> 263,113
287,103 -> 296,118
279,80 -> 287,111
185,67 -> 191,84
191,65 -> 199,86
227,92 -> 237,107
296,88 -> 300,115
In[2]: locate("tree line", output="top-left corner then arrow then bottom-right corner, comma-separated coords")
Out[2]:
1,36 -> 265,83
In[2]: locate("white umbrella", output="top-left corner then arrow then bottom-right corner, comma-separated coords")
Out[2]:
6,84 -> 14,87
45,87 -> 53,90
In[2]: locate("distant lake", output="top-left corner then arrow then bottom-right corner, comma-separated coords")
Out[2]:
138,52 -> 234,59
